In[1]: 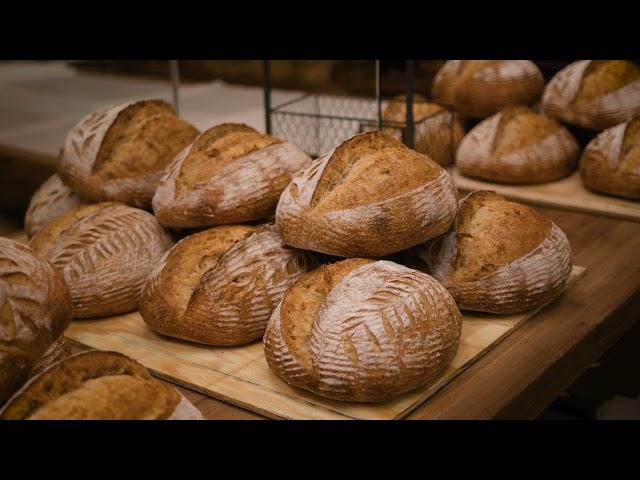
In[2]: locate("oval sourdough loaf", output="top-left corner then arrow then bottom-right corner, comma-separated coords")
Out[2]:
579,116 -> 640,199
431,60 -> 544,118
414,191 -> 573,314
0,238 -> 72,406
57,99 -> 199,209
264,258 -> 462,402
542,60 -> 640,130
275,131 -> 458,257
140,223 -> 318,346
25,174 -> 90,239
29,202 -> 174,318
456,106 -> 579,184
381,94 -> 465,167
153,123 -> 312,228
0,350 -> 203,420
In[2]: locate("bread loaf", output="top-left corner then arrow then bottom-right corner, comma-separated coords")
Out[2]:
431,60 -> 544,118
275,131 -> 458,257
456,106 -> 579,184
579,116 -> 640,199
414,191 -> 573,314
0,351 -> 203,419
152,123 -> 312,228
264,258 -> 462,402
24,174 -> 90,239
381,94 -> 465,167
0,238 -> 72,406
542,60 -> 640,130
57,99 -> 199,209
30,337 -> 72,377
140,223 -> 318,346
29,202 -> 174,318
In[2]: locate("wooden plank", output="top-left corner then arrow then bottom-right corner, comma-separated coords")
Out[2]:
451,168 -> 640,222
62,267 -> 585,420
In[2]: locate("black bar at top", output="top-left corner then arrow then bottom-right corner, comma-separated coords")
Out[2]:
263,60 -> 272,134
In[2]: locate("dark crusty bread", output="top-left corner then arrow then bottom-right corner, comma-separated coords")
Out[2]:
580,116 -> 640,199
29,202 -> 174,318
414,191 -> 573,314
0,351 -> 203,419
57,99 -> 199,209
542,60 -> 640,130
24,174 -> 90,239
152,123 -> 312,228
431,60 -> 544,118
456,106 -> 579,184
0,238 -> 72,406
264,258 -> 462,402
381,94 -> 465,167
140,223 -> 318,346
276,131 -> 457,258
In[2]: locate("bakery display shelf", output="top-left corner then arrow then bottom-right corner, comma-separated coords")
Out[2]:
452,168 -> 640,222
61,266 -> 585,420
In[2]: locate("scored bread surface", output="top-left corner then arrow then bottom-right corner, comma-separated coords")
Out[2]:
276,131 -> 458,257
140,223 -> 318,346
152,123 -> 312,228
456,106 -> 579,184
29,202 -> 174,318
264,259 -> 462,402
415,191 -> 573,314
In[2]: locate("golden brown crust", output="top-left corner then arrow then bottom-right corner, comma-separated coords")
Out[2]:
264,259 -> 462,402
414,191 -> 573,314
152,123 -> 312,228
30,337 -> 72,378
456,106 -> 579,184
29,202 -> 174,318
57,100 -> 199,209
431,60 -> 544,118
140,224 -> 318,346
542,60 -> 640,130
0,238 -> 72,405
580,116 -> 640,199
0,351 -> 203,420
276,131 -> 458,257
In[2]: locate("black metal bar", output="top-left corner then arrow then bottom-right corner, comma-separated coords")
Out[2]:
376,60 -> 382,130
404,60 -> 415,148
169,60 -> 180,115
263,60 -> 272,134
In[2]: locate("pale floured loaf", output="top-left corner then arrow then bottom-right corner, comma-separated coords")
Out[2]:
24,174 -> 90,239
542,60 -> 640,130
264,258 -> 462,402
140,223 -> 318,346
413,191 -> 573,314
29,202 -> 174,318
275,131 -> 458,258
0,238 -> 72,406
431,60 -> 544,118
381,94 -> 465,167
57,99 -> 199,209
456,106 -> 579,184
152,123 -> 312,228
579,116 -> 640,199
0,351 -> 204,420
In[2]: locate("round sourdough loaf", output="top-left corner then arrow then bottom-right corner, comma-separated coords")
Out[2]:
431,60 -> 544,118
25,174 -> 90,239
542,60 -> 640,130
414,191 -> 573,314
57,99 -> 199,209
264,258 -> 462,402
380,94 -> 465,167
140,223 -> 318,346
275,131 -> 458,258
0,351 -> 204,420
29,202 -> 174,319
0,238 -> 72,406
152,123 -> 312,228
456,106 -> 579,184
580,116 -> 640,199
